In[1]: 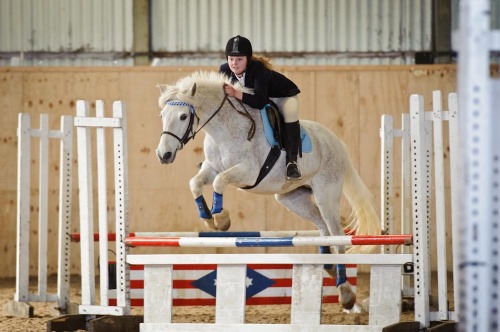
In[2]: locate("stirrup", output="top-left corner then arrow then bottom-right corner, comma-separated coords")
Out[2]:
286,161 -> 302,180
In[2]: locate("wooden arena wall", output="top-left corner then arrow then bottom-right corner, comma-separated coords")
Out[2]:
0,65 -> 457,278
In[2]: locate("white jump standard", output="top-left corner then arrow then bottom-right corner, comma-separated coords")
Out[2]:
3,113 -> 74,318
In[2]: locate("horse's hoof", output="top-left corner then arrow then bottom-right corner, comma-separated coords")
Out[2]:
338,282 -> 357,310
343,303 -> 363,314
214,210 -> 231,231
202,218 -> 217,230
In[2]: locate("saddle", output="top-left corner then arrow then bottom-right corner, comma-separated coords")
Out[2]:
264,101 -> 286,150
261,101 -> 311,153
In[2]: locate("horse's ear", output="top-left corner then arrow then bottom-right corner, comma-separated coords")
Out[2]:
191,83 -> 197,96
156,83 -> 168,94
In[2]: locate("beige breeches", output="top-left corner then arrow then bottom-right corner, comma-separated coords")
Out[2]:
270,96 -> 300,123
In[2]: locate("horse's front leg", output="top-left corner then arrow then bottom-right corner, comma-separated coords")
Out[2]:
332,245 -> 359,312
189,161 -> 218,230
210,162 -> 256,231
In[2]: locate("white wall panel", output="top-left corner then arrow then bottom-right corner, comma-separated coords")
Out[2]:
0,0 -> 133,66
0,0 -> 456,66
151,0 -> 433,65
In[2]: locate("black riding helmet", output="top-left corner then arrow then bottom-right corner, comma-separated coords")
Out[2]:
225,35 -> 253,59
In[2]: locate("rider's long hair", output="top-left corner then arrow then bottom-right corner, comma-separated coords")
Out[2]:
251,55 -> 273,70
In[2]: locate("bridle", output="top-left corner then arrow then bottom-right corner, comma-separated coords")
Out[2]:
160,100 -> 198,150
160,86 -> 256,150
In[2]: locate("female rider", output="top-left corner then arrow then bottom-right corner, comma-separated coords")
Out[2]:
219,35 -> 302,180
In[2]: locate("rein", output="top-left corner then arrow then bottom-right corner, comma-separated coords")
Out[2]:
226,96 -> 256,140
160,86 -> 256,148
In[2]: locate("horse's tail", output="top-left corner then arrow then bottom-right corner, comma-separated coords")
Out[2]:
342,151 -> 381,254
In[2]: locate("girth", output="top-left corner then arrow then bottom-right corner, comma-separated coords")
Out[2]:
241,145 -> 282,190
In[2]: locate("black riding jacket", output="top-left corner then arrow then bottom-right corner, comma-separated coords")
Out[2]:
219,60 -> 300,110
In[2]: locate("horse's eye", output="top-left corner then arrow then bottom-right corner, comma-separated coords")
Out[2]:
180,114 -> 188,120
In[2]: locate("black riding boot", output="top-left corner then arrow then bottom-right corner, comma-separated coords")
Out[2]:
284,121 -> 302,180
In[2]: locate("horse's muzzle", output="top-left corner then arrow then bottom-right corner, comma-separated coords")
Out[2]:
156,149 -> 176,164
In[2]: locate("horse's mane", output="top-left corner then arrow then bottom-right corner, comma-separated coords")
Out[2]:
158,71 -> 253,108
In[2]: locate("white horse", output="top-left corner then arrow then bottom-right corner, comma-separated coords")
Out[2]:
156,71 -> 380,310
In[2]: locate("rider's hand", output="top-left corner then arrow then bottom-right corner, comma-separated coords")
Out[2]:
224,84 -> 243,101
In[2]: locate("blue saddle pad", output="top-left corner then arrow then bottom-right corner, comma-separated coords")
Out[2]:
260,108 -> 312,153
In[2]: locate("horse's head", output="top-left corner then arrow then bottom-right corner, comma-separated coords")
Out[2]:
155,71 -> 250,164
156,82 -> 198,164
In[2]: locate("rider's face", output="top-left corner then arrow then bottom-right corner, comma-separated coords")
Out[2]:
227,56 -> 248,76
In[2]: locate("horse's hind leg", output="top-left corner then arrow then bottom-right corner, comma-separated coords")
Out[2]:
274,188 -> 337,279
311,180 -> 358,311
274,187 -> 330,236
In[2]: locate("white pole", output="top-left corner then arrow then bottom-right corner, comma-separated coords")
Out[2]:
112,101 -> 130,314
380,115 -> 394,254
447,93 -> 460,322
431,91 -> 448,321
56,115 -> 73,312
15,114 -> 31,303
38,115 -> 49,298
457,0 -> 494,330
96,100 -> 109,306
76,100 -> 96,308
491,73 -> 500,330
410,94 -> 431,328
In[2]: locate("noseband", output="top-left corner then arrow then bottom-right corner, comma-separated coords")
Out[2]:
160,88 -> 256,149
160,100 -> 198,150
